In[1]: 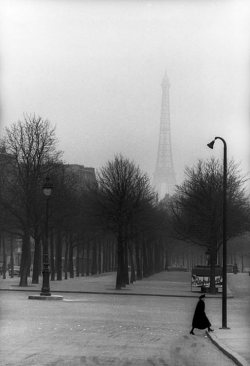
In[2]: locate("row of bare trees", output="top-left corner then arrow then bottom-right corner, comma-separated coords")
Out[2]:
0,115 -> 172,288
84,155 -> 169,289
1,114 -> 249,293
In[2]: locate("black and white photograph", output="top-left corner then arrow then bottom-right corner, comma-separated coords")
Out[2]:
0,1 -> 250,365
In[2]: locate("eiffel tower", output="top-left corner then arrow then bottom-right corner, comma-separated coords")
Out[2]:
153,71 -> 176,198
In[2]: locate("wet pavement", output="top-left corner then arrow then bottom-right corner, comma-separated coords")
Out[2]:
0,271 -> 249,366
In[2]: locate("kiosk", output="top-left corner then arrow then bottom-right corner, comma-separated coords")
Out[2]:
191,265 -> 223,293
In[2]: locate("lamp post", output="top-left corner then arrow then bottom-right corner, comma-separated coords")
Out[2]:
41,176 -> 53,296
207,137 -> 229,329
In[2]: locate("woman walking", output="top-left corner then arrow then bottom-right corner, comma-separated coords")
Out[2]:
190,294 -> 214,335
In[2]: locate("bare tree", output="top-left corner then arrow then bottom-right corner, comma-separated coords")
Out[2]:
0,114 -> 63,286
170,157 -> 250,293
87,154 -> 155,289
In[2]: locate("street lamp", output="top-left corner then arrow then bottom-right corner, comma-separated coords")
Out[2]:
41,176 -> 53,296
207,137 -> 229,329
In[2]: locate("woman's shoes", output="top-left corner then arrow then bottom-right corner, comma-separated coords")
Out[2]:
208,328 -> 214,332
190,330 -> 195,335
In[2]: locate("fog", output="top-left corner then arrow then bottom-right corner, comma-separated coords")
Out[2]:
0,0 -> 249,189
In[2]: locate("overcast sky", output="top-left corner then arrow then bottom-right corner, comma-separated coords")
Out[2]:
0,0 -> 249,191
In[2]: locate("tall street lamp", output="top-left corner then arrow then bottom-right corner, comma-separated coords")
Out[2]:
41,176 -> 53,296
207,137 -> 229,329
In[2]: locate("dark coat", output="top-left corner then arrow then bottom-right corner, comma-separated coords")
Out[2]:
192,299 -> 211,329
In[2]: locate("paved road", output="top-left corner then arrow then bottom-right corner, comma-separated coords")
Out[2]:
1,291 -> 238,366
228,273 -> 250,298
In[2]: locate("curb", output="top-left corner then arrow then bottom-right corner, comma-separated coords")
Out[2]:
0,288 -> 233,299
206,331 -> 250,366
28,294 -> 64,300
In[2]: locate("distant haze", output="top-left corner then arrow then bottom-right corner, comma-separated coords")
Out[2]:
0,0 -> 249,190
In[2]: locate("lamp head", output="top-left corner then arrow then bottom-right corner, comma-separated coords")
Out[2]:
207,140 -> 215,149
43,176 -> 53,197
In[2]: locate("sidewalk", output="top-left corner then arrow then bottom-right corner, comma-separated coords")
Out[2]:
0,270 -> 233,298
1,271 -> 249,366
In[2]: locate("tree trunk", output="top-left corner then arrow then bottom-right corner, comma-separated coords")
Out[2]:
98,240 -> 102,274
209,245 -> 217,294
106,241 -> 110,271
103,240 -> 107,272
50,231 -> 55,281
2,236 -> 6,280
81,242 -> 85,276
76,243 -> 80,277
69,238 -> 74,278
56,229 -> 62,281
32,234 -> 41,284
28,223 -> 36,281
19,228 -> 30,287
165,248 -> 169,270
148,244 -> 152,276
10,237 -> 14,279
116,237 -> 123,289
91,239 -> 97,275
123,235 -> 129,285
142,244 -> 148,278
154,242 -> 159,273
64,236 -> 69,280
129,241 -> 136,284
27,242 -> 31,278
108,240 -> 112,272
116,227 -> 125,289
86,240 -> 90,276
112,240 -> 116,271
135,238 -> 142,280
